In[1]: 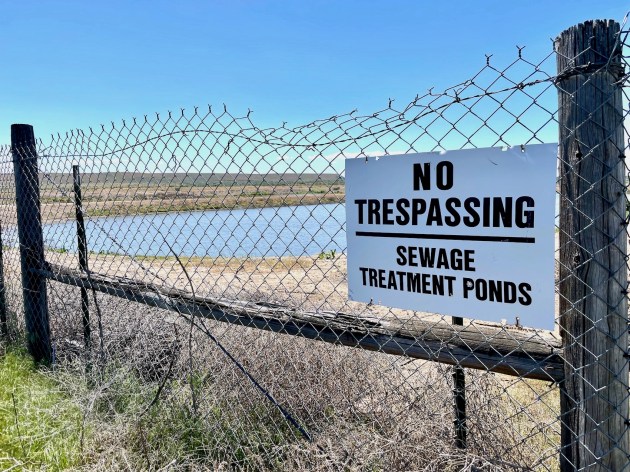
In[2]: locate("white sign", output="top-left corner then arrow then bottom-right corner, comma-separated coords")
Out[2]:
345,144 -> 557,330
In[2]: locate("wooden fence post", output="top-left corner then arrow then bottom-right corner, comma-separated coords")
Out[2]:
451,316 -> 467,449
73,164 -> 91,353
11,124 -> 51,363
556,20 -> 629,470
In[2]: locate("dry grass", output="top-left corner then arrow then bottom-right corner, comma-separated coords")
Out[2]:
0,208 -> 561,470
36,275 -> 561,471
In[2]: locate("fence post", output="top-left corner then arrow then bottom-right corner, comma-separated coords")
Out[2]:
0,223 -> 7,337
556,20 -> 629,470
73,164 -> 91,353
451,316 -> 467,449
11,124 -> 51,363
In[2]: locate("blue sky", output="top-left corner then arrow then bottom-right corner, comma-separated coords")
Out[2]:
1,0 -> 628,145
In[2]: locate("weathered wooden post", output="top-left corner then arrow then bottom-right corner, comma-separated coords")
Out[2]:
73,165 -> 91,353
451,316 -> 467,449
11,124 -> 51,363
556,20 -> 629,470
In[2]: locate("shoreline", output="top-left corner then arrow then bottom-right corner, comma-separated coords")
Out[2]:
0,192 -> 346,226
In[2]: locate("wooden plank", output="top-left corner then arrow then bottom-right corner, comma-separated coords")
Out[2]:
35,264 -> 563,382
556,19 -> 629,471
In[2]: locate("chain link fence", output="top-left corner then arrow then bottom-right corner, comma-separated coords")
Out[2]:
0,18 -> 628,471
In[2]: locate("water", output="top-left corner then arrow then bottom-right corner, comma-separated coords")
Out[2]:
44,203 -> 347,258
42,195 -> 562,259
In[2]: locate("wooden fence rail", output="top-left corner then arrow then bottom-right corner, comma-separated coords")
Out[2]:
35,263 -> 564,382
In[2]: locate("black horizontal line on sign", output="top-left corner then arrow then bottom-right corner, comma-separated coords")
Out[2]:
355,231 -> 535,244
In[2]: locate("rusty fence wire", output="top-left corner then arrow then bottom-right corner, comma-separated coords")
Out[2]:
0,18 -> 628,471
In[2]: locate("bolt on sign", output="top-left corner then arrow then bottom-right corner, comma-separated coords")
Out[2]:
345,144 -> 557,330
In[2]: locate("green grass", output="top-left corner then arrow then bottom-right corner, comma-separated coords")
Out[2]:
0,347 -> 85,471
49,246 -> 69,254
318,248 -> 337,260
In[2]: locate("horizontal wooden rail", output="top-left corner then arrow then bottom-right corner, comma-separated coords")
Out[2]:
35,264 -> 563,381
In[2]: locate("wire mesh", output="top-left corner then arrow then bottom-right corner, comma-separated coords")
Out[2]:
555,20 -> 629,470
0,18 -> 628,471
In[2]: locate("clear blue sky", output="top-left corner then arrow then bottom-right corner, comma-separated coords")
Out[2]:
1,0 -> 627,145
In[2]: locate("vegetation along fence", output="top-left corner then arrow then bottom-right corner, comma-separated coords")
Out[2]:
0,18 -> 628,471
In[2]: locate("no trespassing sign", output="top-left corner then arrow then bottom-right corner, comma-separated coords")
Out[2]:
345,144 -> 557,330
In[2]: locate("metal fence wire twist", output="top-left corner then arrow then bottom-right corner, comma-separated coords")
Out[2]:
0,18 -> 628,471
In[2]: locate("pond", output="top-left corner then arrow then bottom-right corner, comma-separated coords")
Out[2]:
43,203 -> 347,258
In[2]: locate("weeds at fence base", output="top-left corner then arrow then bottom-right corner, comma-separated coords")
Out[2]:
1,326 -> 561,471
